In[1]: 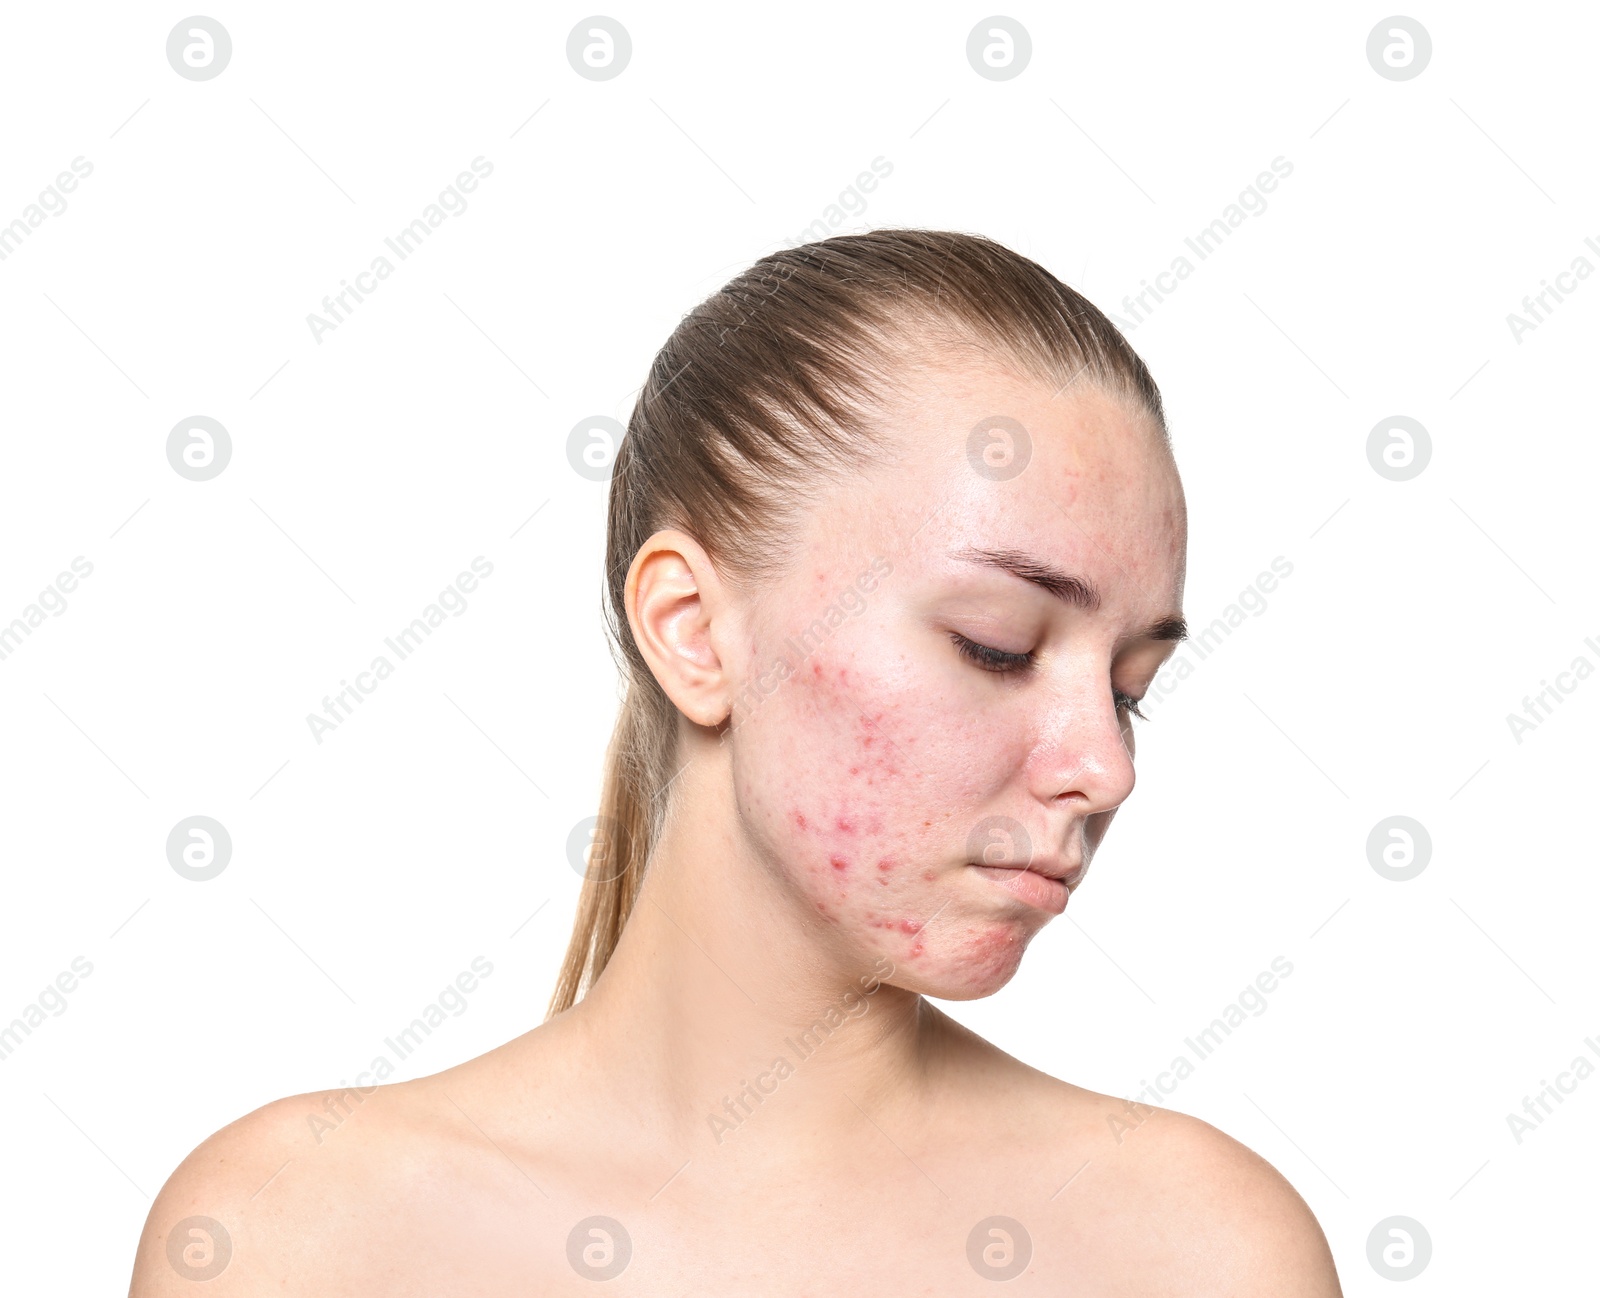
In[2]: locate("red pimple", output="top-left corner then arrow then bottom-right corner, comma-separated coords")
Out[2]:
835,816 -> 856,835
849,766 -> 860,776
830,854 -> 851,873
898,917 -> 920,934
877,857 -> 895,873
922,869 -> 935,882
793,810 -> 808,830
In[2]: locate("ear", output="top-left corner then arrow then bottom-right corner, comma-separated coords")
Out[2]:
624,529 -> 739,728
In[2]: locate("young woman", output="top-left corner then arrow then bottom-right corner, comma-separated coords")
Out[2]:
131,230 -> 1342,1294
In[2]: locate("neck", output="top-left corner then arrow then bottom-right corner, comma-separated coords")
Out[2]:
561,746 -> 953,1165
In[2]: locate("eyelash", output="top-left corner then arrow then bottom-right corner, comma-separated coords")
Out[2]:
949,633 -> 1149,721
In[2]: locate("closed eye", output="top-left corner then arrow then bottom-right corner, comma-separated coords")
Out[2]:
950,632 -> 1033,673
951,632 -> 1150,721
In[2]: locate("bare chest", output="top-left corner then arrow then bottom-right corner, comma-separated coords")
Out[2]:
322,1157 -> 1101,1297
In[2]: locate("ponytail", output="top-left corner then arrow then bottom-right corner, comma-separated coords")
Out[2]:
545,674 -> 679,1018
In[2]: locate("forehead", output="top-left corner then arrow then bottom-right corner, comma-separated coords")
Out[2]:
810,359 -> 1187,607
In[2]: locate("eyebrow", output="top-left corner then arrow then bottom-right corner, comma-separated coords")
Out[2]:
949,546 -> 1189,642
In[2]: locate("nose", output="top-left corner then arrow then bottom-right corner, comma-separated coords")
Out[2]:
1028,674 -> 1137,818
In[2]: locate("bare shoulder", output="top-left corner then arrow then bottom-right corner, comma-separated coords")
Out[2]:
126,1080 -> 444,1297
1053,1083 -> 1344,1296
125,1021 -> 579,1297
924,1012 -> 1340,1293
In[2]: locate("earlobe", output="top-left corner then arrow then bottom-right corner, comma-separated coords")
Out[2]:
626,530 -> 735,728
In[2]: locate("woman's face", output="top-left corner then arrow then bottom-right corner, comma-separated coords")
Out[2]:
725,360 -> 1188,1000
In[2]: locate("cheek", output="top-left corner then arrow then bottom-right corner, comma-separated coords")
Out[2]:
732,621 -> 1045,992
749,654 -> 937,894
760,657 -> 1019,963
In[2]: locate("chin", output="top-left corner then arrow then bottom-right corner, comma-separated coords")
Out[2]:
919,976 -> 1021,1002
876,943 -> 1031,1001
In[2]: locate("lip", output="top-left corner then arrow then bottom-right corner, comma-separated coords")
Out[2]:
968,863 -> 1070,915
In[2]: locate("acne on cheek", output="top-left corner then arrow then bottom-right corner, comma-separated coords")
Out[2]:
784,656 -> 971,963
799,657 -> 913,776
790,798 -> 1035,979
800,838 -> 1029,977
789,662 -> 910,865
795,816 -> 927,952
859,913 -> 931,961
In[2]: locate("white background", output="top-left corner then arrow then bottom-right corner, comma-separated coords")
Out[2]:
1,2 -> 1595,1291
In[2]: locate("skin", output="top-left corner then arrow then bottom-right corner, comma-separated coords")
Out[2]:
129,359 -> 1342,1296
